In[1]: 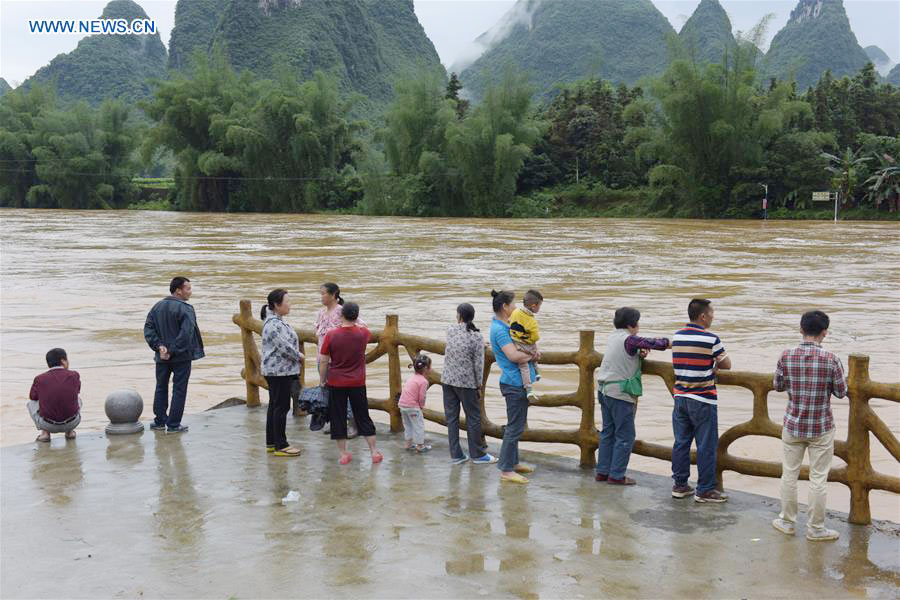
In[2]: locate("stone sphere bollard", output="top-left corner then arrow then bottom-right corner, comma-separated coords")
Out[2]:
105,389 -> 145,435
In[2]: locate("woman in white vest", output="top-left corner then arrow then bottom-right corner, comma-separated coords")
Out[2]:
595,307 -> 670,485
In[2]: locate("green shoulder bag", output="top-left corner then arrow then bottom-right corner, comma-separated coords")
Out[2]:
600,360 -> 643,397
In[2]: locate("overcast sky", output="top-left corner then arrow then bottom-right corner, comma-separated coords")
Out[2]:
1,0 -> 898,86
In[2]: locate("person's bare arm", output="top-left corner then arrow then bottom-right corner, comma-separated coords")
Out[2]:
318,354 -> 329,384
501,343 -> 532,364
717,355 -> 732,370
473,338 -> 484,392
773,355 -> 786,392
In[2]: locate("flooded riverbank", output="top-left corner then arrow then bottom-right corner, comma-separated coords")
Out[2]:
2,209 -> 898,519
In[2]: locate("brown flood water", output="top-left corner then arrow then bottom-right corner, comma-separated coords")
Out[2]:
2,209 -> 898,520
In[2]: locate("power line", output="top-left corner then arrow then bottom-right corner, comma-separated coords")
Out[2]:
0,157 -> 123,163
0,167 -> 359,182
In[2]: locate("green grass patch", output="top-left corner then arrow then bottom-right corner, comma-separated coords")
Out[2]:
126,198 -> 174,211
133,177 -> 175,190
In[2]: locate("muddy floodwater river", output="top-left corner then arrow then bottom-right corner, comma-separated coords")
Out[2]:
1,210 -> 898,520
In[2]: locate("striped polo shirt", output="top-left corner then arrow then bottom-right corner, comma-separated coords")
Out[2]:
672,323 -> 727,405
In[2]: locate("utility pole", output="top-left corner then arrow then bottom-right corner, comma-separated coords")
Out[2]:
759,183 -> 768,220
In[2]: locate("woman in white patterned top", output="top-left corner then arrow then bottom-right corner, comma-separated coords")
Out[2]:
260,288 -> 303,457
441,303 -> 496,465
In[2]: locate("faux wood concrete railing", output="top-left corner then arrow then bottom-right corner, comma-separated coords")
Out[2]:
234,301 -> 899,525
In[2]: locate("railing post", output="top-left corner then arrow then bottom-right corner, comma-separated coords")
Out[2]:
385,314 -> 402,432
294,340 -> 305,416
576,330 -> 597,468
846,353 -> 872,525
239,300 -> 261,407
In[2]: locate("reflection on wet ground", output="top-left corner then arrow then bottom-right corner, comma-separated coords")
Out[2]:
2,406 -> 898,598
2,210 -> 899,520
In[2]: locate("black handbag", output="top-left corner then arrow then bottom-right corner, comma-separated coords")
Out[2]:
299,385 -> 330,431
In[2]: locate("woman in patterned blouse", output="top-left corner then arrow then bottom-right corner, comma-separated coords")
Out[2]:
260,288 -> 304,457
441,303 -> 496,465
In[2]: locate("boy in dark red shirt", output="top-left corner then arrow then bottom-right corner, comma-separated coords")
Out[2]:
28,348 -> 82,442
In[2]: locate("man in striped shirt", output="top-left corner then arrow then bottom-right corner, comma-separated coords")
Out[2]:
771,310 -> 847,542
670,299 -> 732,503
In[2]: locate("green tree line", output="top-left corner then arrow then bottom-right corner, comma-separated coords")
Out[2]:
0,86 -> 140,208
1,45 -> 898,217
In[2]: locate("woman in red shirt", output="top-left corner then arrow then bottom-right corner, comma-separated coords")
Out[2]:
318,302 -> 382,465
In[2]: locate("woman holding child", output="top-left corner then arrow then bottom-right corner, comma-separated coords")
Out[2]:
489,290 -> 538,484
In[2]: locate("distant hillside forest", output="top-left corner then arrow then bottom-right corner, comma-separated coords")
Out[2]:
1,45 -> 898,219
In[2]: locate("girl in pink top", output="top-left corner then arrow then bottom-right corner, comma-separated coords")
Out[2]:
399,354 -> 432,453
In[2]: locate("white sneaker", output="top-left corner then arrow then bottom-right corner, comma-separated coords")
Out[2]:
772,518 -> 795,535
806,527 -> 840,542
450,455 -> 469,465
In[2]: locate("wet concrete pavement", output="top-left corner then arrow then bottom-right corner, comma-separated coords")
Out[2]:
2,405 -> 898,599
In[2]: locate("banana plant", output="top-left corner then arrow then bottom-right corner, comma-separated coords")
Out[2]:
821,147 -> 870,206
864,153 -> 900,211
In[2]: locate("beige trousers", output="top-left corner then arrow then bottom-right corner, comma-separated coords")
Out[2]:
779,427 -> 834,530
514,340 -> 539,387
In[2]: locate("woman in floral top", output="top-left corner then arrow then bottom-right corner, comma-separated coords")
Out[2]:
260,288 -> 303,457
315,283 -> 366,437
441,303 -> 495,465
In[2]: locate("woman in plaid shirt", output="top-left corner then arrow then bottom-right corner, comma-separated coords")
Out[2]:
772,310 -> 847,542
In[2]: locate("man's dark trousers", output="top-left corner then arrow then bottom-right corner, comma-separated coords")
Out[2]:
154,360 -> 192,428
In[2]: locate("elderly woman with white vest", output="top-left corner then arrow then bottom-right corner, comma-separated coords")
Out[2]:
595,307 -> 670,485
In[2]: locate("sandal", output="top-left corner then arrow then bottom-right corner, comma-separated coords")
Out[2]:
273,446 -> 301,457
371,451 -> 384,464
36,434 -> 50,443
339,452 -> 353,465
65,431 -> 76,440
500,472 -> 529,484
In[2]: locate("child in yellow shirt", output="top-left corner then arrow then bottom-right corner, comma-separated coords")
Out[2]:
509,289 -> 543,401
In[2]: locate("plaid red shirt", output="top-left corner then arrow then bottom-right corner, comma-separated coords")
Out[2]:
774,341 -> 847,438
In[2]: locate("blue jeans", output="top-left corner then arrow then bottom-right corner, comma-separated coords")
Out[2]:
596,393 -> 636,479
154,360 -> 192,428
498,384 -> 529,472
671,396 -> 719,493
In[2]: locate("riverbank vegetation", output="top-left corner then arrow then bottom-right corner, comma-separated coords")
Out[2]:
2,44 -> 898,218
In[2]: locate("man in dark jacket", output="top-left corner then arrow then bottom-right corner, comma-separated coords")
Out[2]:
144,276 -> 205,433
